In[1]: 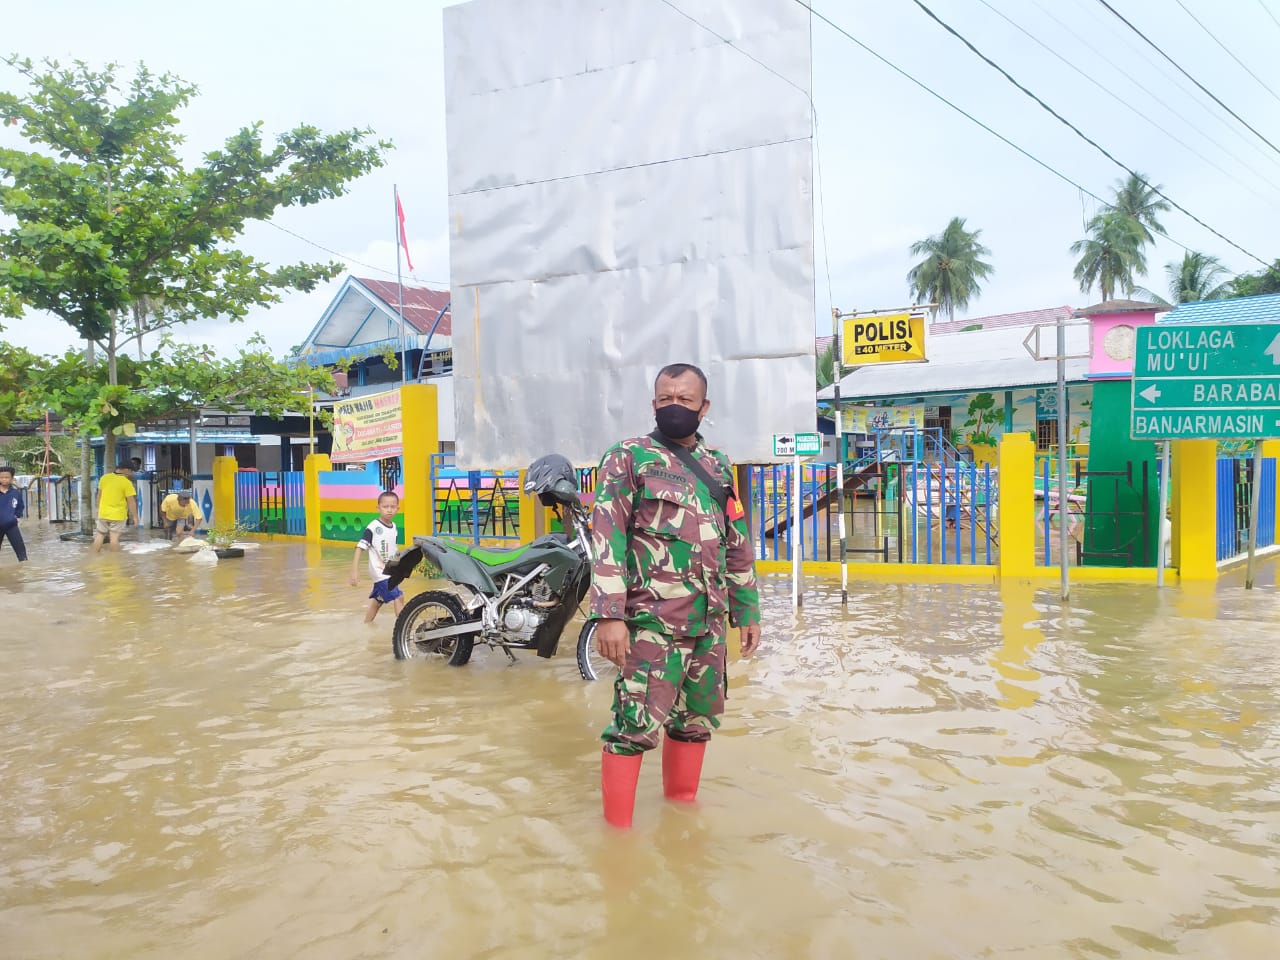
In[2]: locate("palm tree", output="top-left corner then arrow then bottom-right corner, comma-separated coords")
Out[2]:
1071,210 -> 1148,301
1110,172 -> 1171,244
816,340 -> 837,390
1136,251 -> 1232,305
907,217 -> 994,323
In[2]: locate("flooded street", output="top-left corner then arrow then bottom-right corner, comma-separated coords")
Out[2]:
2,523 -> 1277,959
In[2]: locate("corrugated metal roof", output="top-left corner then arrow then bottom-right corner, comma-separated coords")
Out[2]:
1160,292 -> 1280,325
356,277 -> 452,335
817,323 -> 1091,401
1073,299 -> 1163,317
929,304 -> 1074,335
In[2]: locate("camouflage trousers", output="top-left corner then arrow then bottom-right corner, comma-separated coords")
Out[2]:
601,620 -> 727,757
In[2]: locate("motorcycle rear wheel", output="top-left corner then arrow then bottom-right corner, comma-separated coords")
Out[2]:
576,620 -> 618,682
393,590 -> 476,665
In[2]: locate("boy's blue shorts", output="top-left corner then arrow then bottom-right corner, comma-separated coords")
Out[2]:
369,580 -> 404,604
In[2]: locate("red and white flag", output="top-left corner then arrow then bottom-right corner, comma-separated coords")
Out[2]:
395,189 -> 415,272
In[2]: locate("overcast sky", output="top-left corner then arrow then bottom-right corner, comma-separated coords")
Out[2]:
3,0 -> 1278,359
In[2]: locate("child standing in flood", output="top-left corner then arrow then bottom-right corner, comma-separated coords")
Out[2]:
0,466 -> 28,563
350,490 -> 406,623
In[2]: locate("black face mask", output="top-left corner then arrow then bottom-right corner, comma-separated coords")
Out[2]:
655,403 -> 701,440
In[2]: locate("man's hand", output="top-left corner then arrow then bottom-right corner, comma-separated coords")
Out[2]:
595,619 -> 631,669
739,623 -> 762,657
349,573 -> 360,587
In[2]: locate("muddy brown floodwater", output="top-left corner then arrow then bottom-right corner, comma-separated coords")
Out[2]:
1,521 -> 1278,959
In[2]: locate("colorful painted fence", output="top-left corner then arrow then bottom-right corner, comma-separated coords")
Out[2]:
1216,456 -> 1276,562
429,454 -> 521,543
235,470 -> 305,535
746,461 -> 998,565
317,468 -> 404,544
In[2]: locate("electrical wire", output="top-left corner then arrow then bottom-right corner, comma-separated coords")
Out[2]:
1173,0 -> 1280,107
265,220 -> 448,287
1258,0 -> 1280,32
1042,0 -> 1280,178
1093,0 -> 1280,161
900,0 -> 1269,266
974,0 -> 1280,204
783,0 -> 1215,262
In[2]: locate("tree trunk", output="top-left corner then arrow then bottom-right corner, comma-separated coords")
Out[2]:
79,338 -> 95,536
103,313 -> 119,475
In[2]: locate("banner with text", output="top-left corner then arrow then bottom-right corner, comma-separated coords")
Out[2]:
330,388 -> 404,463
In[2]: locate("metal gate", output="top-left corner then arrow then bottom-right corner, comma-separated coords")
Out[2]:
151,470 -> 191,530
1075,460 -> 1153,566
235,470 -> 305,535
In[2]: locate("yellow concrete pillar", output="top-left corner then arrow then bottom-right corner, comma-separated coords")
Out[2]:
304,453 -> 332,542
998,433 -> 1035,579
399,383 -> 439,543
516,470 -> 539,544
1262,440 -> 1280,545
212,456 -> 238,531
1171,439 -> 1217,580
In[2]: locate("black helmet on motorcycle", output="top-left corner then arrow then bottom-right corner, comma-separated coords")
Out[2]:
524,454 -> 579,505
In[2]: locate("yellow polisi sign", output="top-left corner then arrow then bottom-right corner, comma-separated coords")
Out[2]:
841,313 -> 927,365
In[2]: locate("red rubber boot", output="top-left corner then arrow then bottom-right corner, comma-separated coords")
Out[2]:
662,736 -> 707,802
601,749 -> 643,828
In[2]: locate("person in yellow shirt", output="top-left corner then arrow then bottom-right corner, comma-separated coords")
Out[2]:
92,461 -> 140,554
160,490 -> 205,540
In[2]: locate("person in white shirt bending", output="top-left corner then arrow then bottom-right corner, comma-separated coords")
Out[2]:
350,490 -> 407,623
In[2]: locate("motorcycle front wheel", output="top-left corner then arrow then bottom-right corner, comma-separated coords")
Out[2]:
575,620 -> 618,682
392,590 -> 476,665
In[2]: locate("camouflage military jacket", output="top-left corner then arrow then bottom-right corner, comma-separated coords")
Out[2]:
588,434 -> 760,637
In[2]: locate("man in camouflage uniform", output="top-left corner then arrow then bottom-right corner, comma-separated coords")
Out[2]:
590,362 -> 761,828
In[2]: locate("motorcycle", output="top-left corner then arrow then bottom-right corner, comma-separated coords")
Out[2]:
382,453 -> 616,680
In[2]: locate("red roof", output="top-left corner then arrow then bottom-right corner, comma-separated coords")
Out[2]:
356,277 -> 452,337
929,305 -> 1074,335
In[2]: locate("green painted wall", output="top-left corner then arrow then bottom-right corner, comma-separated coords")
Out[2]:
1083,379 -> 1159,566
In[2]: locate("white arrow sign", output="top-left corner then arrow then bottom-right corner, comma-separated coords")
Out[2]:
1139,384 -> 1162,404
1266,332 -> 1280,366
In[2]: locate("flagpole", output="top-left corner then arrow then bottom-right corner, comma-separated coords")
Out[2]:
395,184 -> 407,386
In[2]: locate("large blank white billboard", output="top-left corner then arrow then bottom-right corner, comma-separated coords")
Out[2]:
443,0 -> 816,467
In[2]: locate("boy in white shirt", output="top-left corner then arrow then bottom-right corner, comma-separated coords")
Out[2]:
350,490 -> 406,623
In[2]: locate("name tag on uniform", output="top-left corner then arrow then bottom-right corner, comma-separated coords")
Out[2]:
645,467 -> 691,489
727,494 -> 744,521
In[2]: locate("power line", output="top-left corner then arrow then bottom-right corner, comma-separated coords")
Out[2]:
974,0 -> 1280,205
1254,0 -> 1280,33
1093,0 -> 1280,161
1173,0 -> 1280,107
1040,0 -> 1280,179
902,0 -> 1269,266
785,0 -> 1226,264
265,220 -> 448,287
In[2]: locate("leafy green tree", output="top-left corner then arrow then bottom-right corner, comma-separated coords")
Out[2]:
907,217 -> 994,323
1071,210 -> 1148,301
22,337 -> 334,447
1136,251 -> 1232,305
0,434 -> 80,476
0,342 -> 45,431
1227,259 -> 1280,298
0,57 -> 388,531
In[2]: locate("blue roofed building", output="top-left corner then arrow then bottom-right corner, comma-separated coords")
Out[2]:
1159,291 -> 1280,324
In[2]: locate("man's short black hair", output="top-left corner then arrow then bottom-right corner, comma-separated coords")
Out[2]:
654,363 -> 708,398
0,465 -> 14,478
378,490 -> 400,506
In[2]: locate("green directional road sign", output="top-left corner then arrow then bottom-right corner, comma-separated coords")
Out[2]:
773,432 -> 822,457
1132,322 -> 1280,440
